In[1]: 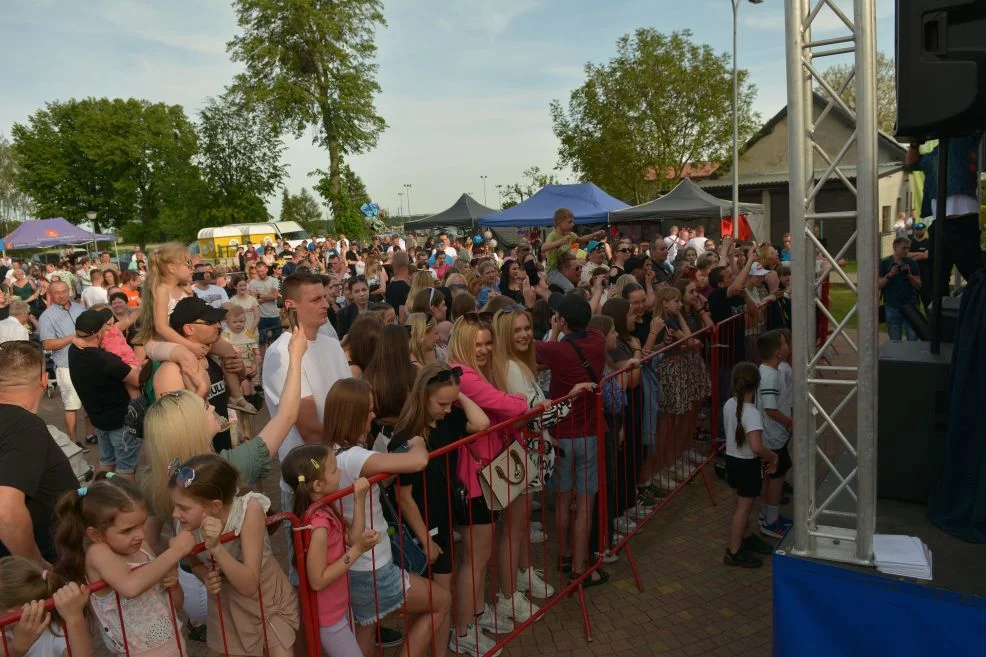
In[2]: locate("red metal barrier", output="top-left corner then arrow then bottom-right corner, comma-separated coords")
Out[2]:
0,512 -> 314,657
300,388 -> 605,657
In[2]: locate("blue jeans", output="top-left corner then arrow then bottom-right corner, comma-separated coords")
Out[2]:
96,426 -> 140,474
885,306 -> 918,342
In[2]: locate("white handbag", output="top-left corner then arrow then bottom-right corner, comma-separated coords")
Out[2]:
478,441 -> 533,511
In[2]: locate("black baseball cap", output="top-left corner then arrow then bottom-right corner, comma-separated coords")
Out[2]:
75,308 -> 112,337
169,296 -> 226,333
549,293 -> 591,330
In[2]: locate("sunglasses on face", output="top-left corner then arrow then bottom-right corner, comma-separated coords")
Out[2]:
168,458 -> 196,488
427,366 -> 463,385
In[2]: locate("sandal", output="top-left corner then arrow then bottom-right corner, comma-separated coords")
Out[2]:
571,569 -> 610,588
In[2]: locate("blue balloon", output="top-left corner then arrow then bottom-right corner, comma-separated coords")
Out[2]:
472,234 -> 483,245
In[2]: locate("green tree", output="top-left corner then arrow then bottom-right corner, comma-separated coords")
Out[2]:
315,163 -> 371,238
0,134 -> 33,235
228,0 -> 387,228
196,93 -> 287,224
820,51 -> 896,134
501,166 -> 558,208
11,98 -> 200,243
550,29 -> 759,204
280,187 -> 324,235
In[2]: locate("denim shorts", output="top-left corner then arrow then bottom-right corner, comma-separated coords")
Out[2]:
548,436 -> 599,495
348,561 -> 410,626
97,426 -> 140,474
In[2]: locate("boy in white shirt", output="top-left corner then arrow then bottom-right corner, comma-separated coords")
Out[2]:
756,330 -> 793,539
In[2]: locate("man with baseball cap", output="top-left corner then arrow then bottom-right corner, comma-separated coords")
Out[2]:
580,240 -> 608,284
153,296 -> 234,450
536,293 -> 608,587
68,308 -> 142,479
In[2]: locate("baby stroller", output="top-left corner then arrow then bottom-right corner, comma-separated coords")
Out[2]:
47,424 -> 94,484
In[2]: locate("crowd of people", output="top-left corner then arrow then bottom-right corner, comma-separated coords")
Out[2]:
0,208 -> 798,657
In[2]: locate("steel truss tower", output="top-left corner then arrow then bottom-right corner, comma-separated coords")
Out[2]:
785,0 -> 879,565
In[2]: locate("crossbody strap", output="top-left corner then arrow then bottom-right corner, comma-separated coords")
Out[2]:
566,340 -> 599,384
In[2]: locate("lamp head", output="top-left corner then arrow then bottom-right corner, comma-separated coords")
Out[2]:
86,211 -> 97,221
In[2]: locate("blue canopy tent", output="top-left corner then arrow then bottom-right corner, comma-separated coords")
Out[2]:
478,183 -> 629,227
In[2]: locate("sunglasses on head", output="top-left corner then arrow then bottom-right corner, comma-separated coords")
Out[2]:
168,458 -> 196,488
427,366 -> 463,385
495,304 -> 528,315
460,311 -> 494,324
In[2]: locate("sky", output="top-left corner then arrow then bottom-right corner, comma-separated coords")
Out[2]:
0,0 -> 896,220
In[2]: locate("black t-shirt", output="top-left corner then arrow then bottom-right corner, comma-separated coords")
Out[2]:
709,287 -> 746,365
0,404 -> 78,563
388,407 -> 467,541
336,304 -> 359,339
500,287 -> 524,304
385,279 -> 411,313
68,346 -> 131,430
909,238 -> 932,285
608,265 -> 625,286
207,358 -> 232,452
879,256 -> 920,309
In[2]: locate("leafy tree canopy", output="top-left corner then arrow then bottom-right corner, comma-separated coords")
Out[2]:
315,163 -> 371,239
500,166 -> 558,209
280,187 -> 324,236
820,51 -> 896,135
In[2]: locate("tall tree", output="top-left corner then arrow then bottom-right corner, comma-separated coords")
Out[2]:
820,51 -> 896,134
0,135 -> 33,234
227,0 -> 387,227
550,29 -> 759,204
280,187 -> 324,235
315,163 -> 371,238
501,166 -> 558,208
11,98 -> 200,242
197,93 -> 287,224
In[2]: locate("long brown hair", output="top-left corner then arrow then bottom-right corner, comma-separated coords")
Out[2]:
168,454 -> 239,507
135,242 -> 188,344
407,312 -> 437,364
0,557 -> 68,629
346,316 -> 383,373
491,308 -> 536,387
394,361 -> 460,445
322,378 -> 373,449
602,297 -> 633,342
280,444 -> 344,522
54,476 -> 146,583
731,362 -> 761,447
365,324 -> 416,420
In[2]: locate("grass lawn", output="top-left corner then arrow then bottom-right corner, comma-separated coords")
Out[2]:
828,284 -> 859,329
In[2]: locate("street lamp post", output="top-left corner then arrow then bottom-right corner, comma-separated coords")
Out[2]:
397,192 -> 404,220
731,0 -> 763,238
495,184 -> 504,210
403,184 -> 413,218
86,210 -> 98,257
480,175 -> 488,206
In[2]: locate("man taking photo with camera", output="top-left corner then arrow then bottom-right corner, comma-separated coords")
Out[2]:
879,236 -> 923,342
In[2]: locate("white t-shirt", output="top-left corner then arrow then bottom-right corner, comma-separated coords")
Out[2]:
778,361 -> 794,418
335,445 -> 392,571
248,277 -> 281,318
262,330 -> 350,492
81,285 -> 108,308
723,397 -> 762,460
0,316 -> 30,343
7,626 -> 66,657
687,236 -> 708,254
193,284 -> 229,309
757,363 -> 789,450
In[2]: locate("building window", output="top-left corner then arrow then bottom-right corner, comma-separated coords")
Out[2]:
881,205 -> 891,233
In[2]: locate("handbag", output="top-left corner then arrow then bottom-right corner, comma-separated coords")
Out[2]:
379,485 -> 429,575
524,429 -> 557,491
477,441 -> 535,511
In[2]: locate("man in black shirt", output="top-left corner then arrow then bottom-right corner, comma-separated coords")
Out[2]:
385,252 -> 413,322
908,223 -> 933,311
69,309 -> 142,478
0,341 -> 78,565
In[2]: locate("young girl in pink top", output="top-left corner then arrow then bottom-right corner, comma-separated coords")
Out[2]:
446,314 -> 528,654
282,445 -> 379,657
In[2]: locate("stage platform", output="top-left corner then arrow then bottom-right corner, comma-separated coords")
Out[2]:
773,451 -> 986,656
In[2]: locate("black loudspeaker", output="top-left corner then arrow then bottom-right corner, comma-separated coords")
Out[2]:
877,341 -> 951,504
895,0 -> 986,140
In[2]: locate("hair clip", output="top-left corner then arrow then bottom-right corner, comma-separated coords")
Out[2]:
309,458 -> 321,470
297,474 -> 306,483
105,472 -> 117,479
77,487 -> 88,497
167,458 -> 182,476
41,570 -> 48,581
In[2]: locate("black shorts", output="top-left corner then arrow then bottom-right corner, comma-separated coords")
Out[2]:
428,526 -> 453,576
725,455 -> 763,498
769,444 -> 792,480
453,495 -> 499,527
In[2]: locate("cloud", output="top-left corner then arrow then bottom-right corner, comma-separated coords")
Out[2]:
435,0 -> 542,41
97,0 -> 233,56
743,0 -> 894,34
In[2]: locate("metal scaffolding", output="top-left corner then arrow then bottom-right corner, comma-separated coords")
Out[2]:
785,0 -> 878,566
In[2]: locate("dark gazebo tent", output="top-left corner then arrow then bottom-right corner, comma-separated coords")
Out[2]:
608,178 -> 766,240
406,194 -> 495,231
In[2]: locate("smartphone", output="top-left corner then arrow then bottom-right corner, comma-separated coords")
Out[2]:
524,260 -> 540,287
287,306 -> 299,331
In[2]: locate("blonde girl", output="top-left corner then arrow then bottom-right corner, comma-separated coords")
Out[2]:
406,270 -> 435,308
364,252 -> 388,302
321,378 -> 451,657
53,476 -> 196,657
282,446 -> 377,657
0,558 -> 91,657
169,454 -> 299,657
407,312 -> 439,369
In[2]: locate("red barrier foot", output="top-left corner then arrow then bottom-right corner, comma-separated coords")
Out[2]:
623,542 -> 644,592
698,462 -> 717,506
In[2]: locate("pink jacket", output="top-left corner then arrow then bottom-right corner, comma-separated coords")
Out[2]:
451,363 -> 528,499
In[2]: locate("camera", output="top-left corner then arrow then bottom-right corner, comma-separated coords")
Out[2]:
191,271 -> 207,282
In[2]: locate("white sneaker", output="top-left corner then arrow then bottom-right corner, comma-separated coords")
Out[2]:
476,602 -> 513,635
615,515 -> 637,534
450,625 -> 501,657
596,549 -> 619,564
496,591 -> 541,624
684,449 -> 705,465
453,529 -> 462,542
530,520 -> 543,531
529,527 -> 547,544
516,566 -> 555,598
530,497 -> 542,511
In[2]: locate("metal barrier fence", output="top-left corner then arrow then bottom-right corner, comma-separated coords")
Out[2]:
1,299 -> 799,657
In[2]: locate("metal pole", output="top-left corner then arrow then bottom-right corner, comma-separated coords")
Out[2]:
404,184 -> 413,218
732,0 -> 740,237
481,176 -> 488,205
784,0 -> 812,557
853,0 -> 878,564
930,139 -> 949,355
